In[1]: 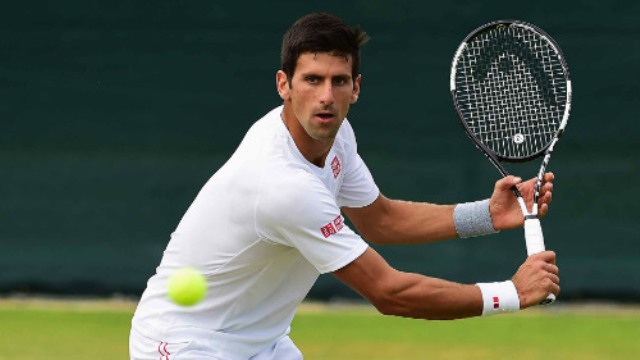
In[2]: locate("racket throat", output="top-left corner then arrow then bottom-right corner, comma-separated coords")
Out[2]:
516,196 -> 538,218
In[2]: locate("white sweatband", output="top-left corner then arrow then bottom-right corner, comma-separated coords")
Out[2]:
476,281 -> 520,316
453,199 -> 499,238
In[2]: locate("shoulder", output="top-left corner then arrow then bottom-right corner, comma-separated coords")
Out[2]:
258,165 -> 331,215
230,106 -> 291,166
242,106 -> 285,141
334,118 -> 359,156
337,119 -> 356,142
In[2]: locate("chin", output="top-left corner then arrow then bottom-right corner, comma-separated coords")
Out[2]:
309,130 -> 337,142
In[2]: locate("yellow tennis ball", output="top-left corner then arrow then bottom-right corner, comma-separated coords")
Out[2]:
167,267 -> 207,306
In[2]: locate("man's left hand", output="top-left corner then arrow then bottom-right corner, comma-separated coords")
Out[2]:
489,172 -> 554,231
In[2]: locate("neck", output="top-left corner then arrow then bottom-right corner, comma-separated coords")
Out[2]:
281,105 -> 333,167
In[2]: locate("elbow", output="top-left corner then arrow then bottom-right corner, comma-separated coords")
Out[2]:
356,218 -> 395,245
359,228 -> 388,245
371,298 -> 404,317
363,270 -> 415,317
373,302 -> 409,317
368,289 -> 413,317
347,197 -> 396,245
372,297 -> 439,319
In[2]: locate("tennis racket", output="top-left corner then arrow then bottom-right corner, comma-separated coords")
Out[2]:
450,20 -> 572,305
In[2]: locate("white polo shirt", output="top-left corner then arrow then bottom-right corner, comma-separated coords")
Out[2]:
131,106 -> 379,358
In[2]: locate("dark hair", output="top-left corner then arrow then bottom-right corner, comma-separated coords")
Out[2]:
281,13 -> 369,84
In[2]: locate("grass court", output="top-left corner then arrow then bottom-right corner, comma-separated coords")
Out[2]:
1,298 -> 638,359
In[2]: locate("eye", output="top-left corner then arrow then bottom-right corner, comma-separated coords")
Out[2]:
333,77 -> 348,86
306,76 -> 320,84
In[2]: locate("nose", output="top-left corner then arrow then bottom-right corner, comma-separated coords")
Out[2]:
319,82 -> 334,106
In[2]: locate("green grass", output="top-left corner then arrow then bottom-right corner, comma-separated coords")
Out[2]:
291,304 -> 640,360
0,299 -> 638,360
0,299 -> 133,360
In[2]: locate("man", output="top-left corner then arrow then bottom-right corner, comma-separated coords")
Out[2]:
130,12 -> 559,360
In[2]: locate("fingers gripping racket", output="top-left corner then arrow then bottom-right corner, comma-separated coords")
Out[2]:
450,20 -> 572,305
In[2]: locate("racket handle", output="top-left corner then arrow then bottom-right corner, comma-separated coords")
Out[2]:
523,218 -> 556,305
524,218 -> 546,256
540,293 -> 556,305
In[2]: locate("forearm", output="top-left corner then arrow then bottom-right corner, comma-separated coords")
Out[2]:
380,200 -> 458,244
345,196 -> 458,245
334,247 -> 522,321
372,270 -> 483,320
345,195 -> 498,245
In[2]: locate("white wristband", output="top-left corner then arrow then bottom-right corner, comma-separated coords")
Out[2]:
476,281 -> 520,316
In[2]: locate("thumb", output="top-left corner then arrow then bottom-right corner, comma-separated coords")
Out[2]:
497,175 -> 522,190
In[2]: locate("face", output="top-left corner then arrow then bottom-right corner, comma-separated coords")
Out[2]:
277,52 -> 361,142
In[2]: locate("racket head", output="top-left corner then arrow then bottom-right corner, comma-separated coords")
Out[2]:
451,20 -> 572,163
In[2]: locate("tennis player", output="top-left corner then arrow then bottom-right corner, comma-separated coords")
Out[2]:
130,12 -> 559,360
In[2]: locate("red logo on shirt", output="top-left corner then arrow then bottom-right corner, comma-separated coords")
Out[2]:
333,215 -> 344,231
330,155 -> 341,178
321,215 -> 344,238
493,296 -> 500,309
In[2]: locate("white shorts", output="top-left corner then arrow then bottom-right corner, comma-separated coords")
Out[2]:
129,327 -> 303,360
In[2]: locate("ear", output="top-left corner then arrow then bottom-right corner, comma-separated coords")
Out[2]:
350,74 -> 362,104
276,70 -> 290,101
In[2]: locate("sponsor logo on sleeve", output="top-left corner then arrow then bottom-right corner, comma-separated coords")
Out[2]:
321,215 -> 345,238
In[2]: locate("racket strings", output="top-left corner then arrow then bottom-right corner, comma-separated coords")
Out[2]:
454,25 -> 568,160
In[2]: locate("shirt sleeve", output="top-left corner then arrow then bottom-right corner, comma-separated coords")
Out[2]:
255,171 -> 369,274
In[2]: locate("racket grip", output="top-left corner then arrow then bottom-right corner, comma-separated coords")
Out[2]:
523,218 -> 556,305
524,218 -> 546,256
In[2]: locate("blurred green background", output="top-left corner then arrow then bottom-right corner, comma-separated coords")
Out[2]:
1,0 -> 638,301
